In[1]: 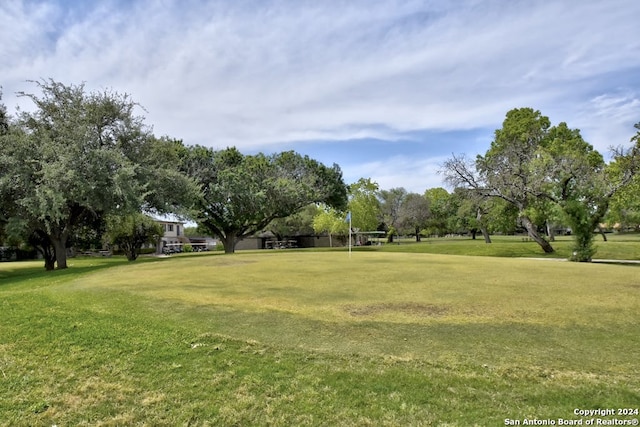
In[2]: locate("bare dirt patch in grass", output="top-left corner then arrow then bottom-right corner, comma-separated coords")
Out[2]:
211,258 -> 258,267
345,302 -> 449,317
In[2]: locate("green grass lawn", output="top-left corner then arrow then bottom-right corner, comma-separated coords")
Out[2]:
367,233 -> 640,260
1,251 -> 639,425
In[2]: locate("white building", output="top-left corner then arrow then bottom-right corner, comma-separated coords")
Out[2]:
155,219 -> 191,253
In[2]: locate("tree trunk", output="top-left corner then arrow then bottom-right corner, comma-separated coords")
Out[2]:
475,208 -> 489,242
38,244 -> 56,271
481,227 -> 491,243
598,226 -> 607,242
124,243 -> 138,261
221,232 -> 237,254
415,227 -> 421,242
521,216 -> 554,253
29,231 -> 55,270
44,256 -> 56,271
387,233 -> 394,243
471,229 -> 477,240
51,234 -> 69,269
546,221 -> 556,242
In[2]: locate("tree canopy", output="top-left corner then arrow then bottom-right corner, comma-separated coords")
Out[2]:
0,80 -> 194,269
398,192 -> 430,241
379,187 -> 407,242
423,188 -> 456,237
4,81 -> 639,263
312,205 -> 348,247
442,108 -> 640,261
0,88 -> 8,134
104,213 -> 163,261
347,178 -> 381,233
181,146 -> 347,253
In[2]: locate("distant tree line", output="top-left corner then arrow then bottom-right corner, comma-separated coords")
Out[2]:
311,109 -> 640,262
1,82 -> 639,268
309,180 -> 519,247
0,80 -> 347,269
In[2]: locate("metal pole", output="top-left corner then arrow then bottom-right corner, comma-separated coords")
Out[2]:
349,212 -> 352,259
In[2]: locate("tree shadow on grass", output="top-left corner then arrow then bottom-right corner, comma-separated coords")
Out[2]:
0,256 -> 169,289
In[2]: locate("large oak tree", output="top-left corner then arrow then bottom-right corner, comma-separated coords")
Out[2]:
182,146 -> 347,253
0,80 -> 193,269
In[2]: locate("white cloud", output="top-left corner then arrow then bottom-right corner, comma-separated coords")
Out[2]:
346,155 -> 449,194
572,90 -> 640,154
1,0 -> 639,189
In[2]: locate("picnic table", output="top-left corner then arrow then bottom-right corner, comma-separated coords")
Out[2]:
266,240 -> 297,249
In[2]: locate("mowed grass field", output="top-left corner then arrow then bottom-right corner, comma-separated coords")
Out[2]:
1,246 -> 639,425
370,232 -> 640,260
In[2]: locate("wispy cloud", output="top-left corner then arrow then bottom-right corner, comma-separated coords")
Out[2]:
1,0 -> 639,190
346,154 -> 449,194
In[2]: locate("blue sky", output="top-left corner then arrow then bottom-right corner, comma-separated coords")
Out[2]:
1,0 -> 639,193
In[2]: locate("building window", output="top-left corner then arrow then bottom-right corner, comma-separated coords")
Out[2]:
168,224 -> 174,232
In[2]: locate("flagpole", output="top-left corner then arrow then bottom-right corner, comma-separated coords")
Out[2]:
349,211 -> 352,259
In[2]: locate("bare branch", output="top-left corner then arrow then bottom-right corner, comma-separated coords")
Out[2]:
439,153 -> 481,189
